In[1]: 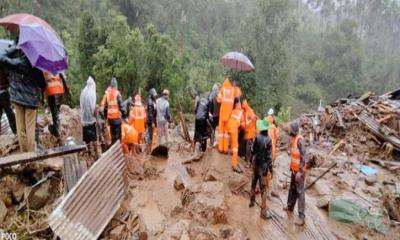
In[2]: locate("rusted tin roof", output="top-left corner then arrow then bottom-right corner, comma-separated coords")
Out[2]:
48,142 -> 126,240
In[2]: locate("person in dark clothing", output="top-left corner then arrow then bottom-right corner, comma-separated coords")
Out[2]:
0,46 -> 46,152
209,83 -> 220,146
0,63 -> 16,134
193,92 -> 211,152
283,122 -> 307,226
146,88 -> 157,153
100,78 -> 124,145
249,117 -> 273,220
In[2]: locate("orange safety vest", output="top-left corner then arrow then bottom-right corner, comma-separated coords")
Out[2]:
105,89 -> 121,120
44,72 -> 64,96
129,105 -> 146,133
121,123 -> 138,144
290,134 -> 306,172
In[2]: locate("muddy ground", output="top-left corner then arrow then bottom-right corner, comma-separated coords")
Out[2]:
101,126 -> 400,240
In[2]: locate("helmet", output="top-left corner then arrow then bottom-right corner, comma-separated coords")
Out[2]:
290,122 -> 299,135
110,77 -> 117,88
162,89 -> 170,96
149,88 -> 157,98
268,108 -> 274,116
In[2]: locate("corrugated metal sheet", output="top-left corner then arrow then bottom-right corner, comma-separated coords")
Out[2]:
358,110 -> 400,151
48,142 -> 126,240
63,154 -> 87,193
1,113 -> 12,135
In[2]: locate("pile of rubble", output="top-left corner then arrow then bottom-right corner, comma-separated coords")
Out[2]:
290,88 -> 400,167
279,89 -> 400,236
0,162 -> 63,239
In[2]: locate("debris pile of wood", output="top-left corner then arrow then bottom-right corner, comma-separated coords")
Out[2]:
293,89 -> 400,161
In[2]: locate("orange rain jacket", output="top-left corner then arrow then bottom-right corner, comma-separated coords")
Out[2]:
217,78 -> 234,122
242,100 -> 257,140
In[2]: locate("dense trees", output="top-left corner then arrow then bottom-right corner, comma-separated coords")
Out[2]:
0,0 -> 399,117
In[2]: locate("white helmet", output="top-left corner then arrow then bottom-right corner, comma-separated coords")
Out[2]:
268,108 -> 274,116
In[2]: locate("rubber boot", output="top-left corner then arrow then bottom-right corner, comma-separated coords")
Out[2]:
249,188 -> 255,207
260,192 -> 272,219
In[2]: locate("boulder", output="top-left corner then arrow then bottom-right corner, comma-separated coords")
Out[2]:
316,196 -> 330,209
314,181 -> 330,196
0,199 -> 7,222
365,175 -> 377,186
190,182 -> 228,224
174,176 -> 185,191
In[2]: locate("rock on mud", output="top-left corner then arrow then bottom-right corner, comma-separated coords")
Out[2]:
174,175 -> 185,191
365,175 -> 377,186
189,182 -> 228,224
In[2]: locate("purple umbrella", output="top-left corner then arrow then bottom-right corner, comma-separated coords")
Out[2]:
221,51 -> 254,72
18,24 -> 68,74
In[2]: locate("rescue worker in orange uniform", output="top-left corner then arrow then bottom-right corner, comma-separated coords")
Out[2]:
129,94 -> 147,145
121,120 -> 138,172
266,113 -> 279,196
283,122 -> 307,226
216,78 -> 234,153
227,102 -> 244,173
44,71 -> 68,139
242,100 -> 257,163
101,78 -> 123,145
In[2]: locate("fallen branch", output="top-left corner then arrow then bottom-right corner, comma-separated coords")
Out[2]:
182,152 -> 204,164
306,163 -> 337,190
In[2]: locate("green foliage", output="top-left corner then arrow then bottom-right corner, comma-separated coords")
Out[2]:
1,0 -> 400,121
276,106 -> 291,125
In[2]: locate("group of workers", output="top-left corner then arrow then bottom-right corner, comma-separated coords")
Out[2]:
79,76 -> 172,166
193,77 -> 306,225
0,44 -> 68,153
0,40 -> 306,225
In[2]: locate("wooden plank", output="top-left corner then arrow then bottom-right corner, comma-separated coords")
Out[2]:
0,144 -> 87,168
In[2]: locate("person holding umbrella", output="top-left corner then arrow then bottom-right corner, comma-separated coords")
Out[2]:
0,45 -> 46,152
0,14 -> 69,151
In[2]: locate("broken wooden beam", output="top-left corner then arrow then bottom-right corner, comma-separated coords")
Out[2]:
0,144 -> 86,168
48,142 -> 126,240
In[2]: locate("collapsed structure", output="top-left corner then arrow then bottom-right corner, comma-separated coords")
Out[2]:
0,90 -> 399,239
